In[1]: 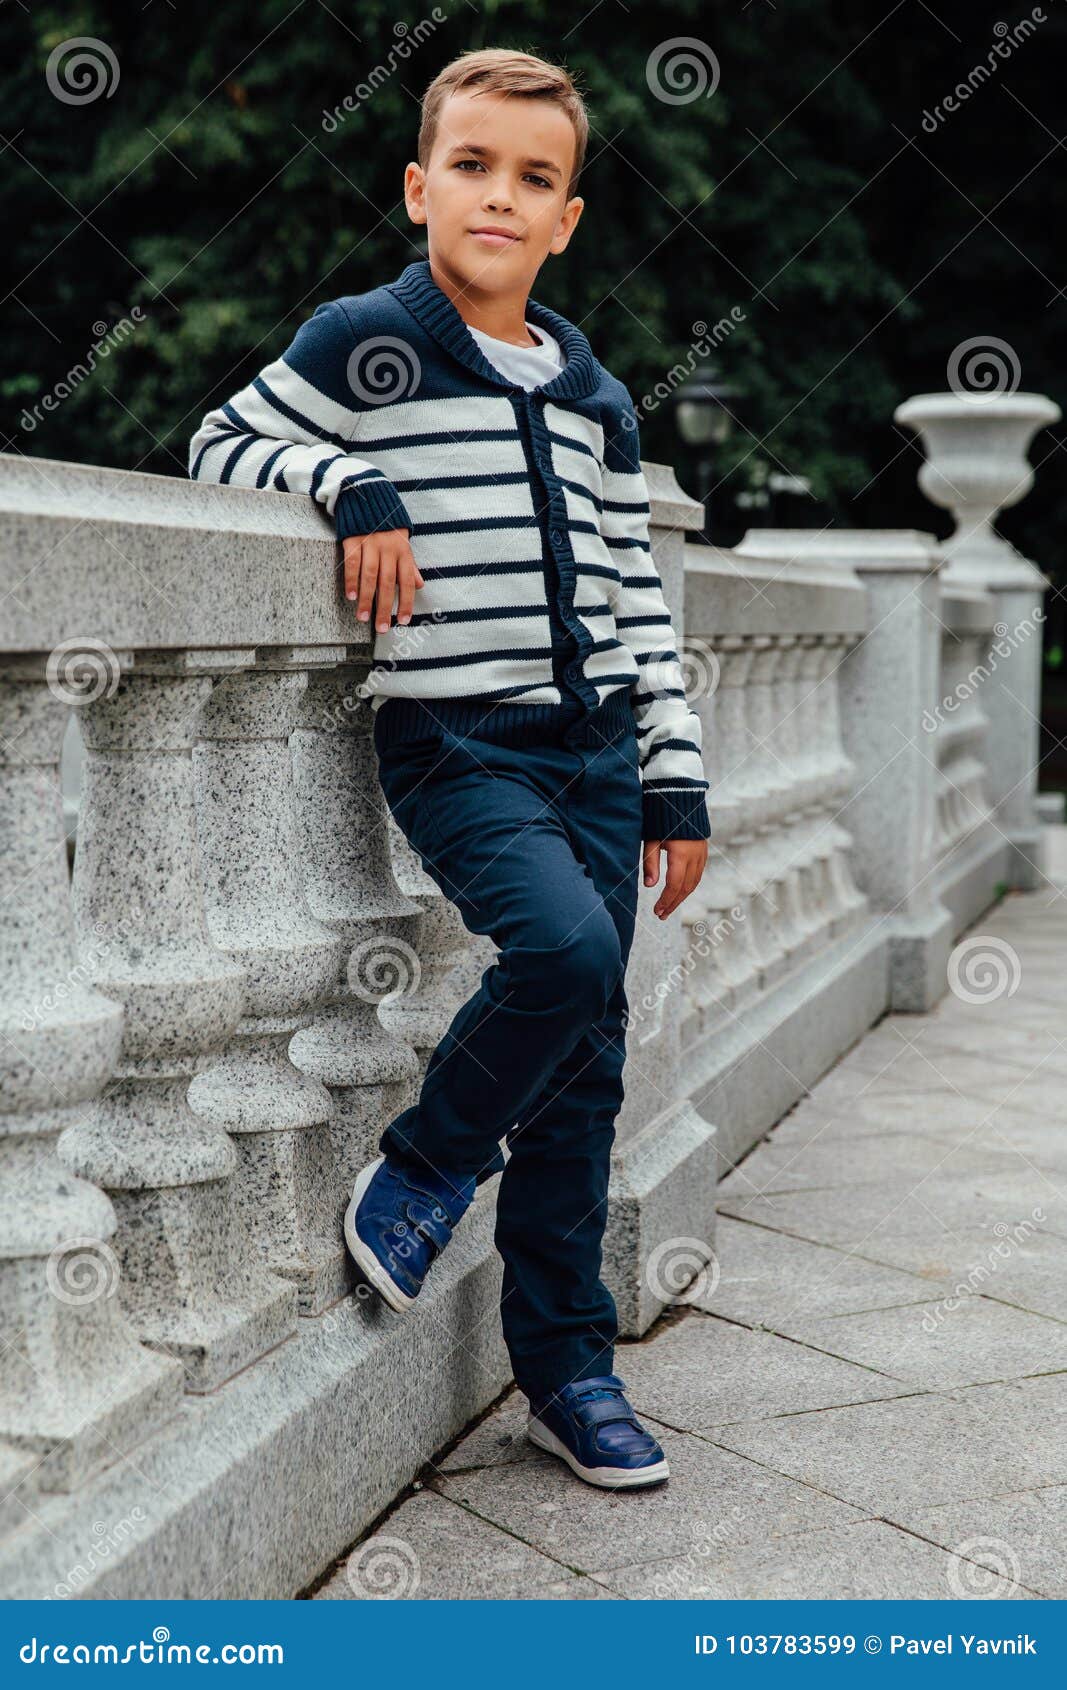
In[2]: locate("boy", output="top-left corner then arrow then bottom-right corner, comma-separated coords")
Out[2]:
188,47 -> 710,1490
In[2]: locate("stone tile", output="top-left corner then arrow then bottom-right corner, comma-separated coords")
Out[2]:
612,1309 -> 904,1431
814,1045 -> 1067,1110
770,1088 -> 993,1153
590,1518 -> 1029,1600
977,1229 -> 1067,1321
773,1093 -> 1067,1191
932,976 -> 1065,1020
719,1172 -> 1067,1280
691,1215 -> 933,1326
776,1294 -> 1067,1392
312,1487 -> 608,1600
713,1375 -> 1067,1513
433,1389 -> 540,1475
430,1418 -> 863,1574
925,1111 -> 1067,1177
719,1131 -> 1019,1199
891,1485 -> 1067,1599
901,1015 -> 1067,1074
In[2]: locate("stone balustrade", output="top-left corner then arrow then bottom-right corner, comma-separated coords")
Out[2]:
0,387 -> 1054,1596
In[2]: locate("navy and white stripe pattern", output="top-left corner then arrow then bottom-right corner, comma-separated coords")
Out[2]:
188,259 -> 710,841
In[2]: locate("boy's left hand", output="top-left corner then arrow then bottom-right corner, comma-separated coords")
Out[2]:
643,838 -> 708,920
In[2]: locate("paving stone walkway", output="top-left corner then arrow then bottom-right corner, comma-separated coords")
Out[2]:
308,836 -> 1067,1601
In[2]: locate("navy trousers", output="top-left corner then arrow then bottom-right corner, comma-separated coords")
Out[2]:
371,697 -> 643,1403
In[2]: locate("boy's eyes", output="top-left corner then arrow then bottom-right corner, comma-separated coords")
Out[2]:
453,159 -> 553,190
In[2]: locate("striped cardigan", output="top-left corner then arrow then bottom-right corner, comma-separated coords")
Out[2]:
187,258 -> 710,841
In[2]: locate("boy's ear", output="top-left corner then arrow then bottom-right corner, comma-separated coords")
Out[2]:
405,161 -> 427,225
550,196 -> 584,254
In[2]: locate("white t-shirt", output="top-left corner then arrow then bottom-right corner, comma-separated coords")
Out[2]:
467,321 -> 565,391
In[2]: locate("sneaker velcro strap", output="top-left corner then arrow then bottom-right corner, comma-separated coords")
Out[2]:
572,1396 -> 636,1430
569,1375 -> 624,1398
404,1172 -> 474,1228
402,1197 -> 453,1254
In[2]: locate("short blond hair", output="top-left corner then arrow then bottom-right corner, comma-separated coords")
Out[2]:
419,48 -> 588,202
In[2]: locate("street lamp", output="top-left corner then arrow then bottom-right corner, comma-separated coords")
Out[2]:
673,360 -> 739,448
672,360 -> 740,542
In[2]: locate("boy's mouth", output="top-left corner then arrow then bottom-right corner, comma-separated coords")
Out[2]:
469,227 -> 522,247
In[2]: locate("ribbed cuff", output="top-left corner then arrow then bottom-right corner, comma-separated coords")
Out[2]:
335,480 -> 412,540
641,787 -> 711,843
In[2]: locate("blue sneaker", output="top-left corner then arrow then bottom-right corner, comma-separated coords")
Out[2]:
344,1154 -> 476,1313
526,1373 -> 669,1489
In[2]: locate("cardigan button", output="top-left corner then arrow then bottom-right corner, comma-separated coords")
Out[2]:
550,529 -> 562,544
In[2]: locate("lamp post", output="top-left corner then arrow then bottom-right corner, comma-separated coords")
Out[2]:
672,360 -> 739,543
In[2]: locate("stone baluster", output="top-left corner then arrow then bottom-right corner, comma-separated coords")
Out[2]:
186,650 -> 349,1315
935,620 -> 994,853
750,638 -> 809,966
56,651 -> 297,1392
788,637 -> 838,953
0,659 -> 182,1490
769,639 -> 822,968
377,817 -> 476,1061
287,668 -> 423,1234
682,647 -> 755,1034
810,636 -> 867,937
738,637 -> 792,985
711,640 -> 786,989
935,635 -> 966,854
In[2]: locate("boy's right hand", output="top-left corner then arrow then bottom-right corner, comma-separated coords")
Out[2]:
343,528 -> 424,632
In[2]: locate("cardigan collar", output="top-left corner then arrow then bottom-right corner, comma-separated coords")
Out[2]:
386,257 -> 603,402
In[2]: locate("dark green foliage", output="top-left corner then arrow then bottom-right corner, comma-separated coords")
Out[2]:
2,0 -> 1063,572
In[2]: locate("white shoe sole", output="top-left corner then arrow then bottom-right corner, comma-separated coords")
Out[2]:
343,1157 -> 417,1314
527,1413 -> 670,1488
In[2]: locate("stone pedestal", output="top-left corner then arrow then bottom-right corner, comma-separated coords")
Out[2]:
831,533 -> 954,1010
896,390 -> 1059,891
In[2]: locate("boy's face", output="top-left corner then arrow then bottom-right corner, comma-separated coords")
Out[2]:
408,89 -> 583,289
